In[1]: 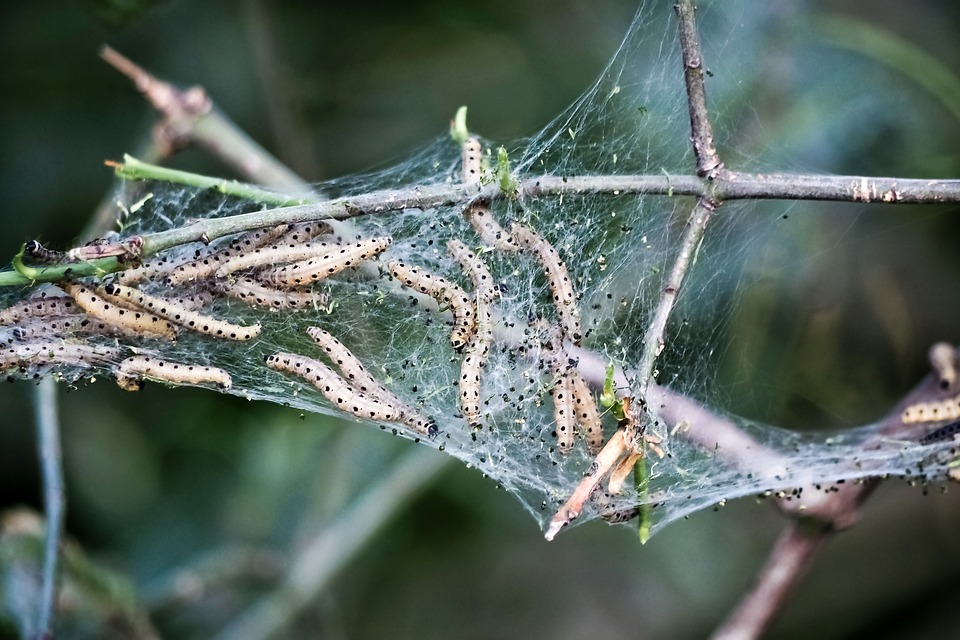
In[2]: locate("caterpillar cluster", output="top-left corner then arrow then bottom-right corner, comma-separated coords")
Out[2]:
1,134 -> 610,461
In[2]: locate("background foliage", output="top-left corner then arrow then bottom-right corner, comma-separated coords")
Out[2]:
1,0 -> 959,638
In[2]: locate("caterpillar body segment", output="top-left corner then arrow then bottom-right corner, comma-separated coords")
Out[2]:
902,394 -> 960,424
265,352 -> 402,422
117,256 -> 180,286
448,240 -> 495,426
62,281 -> 178,341
552,367 -> 576,454
2,340 -> 120,374
929,342 -> 959,391
100,282 -> 261,341
163,225 -> 289,285
510,222 -> 582,344
262,236 -> 392,287
461,136 -> 482,186
8,315 -> 128,341
306,327 -> 402,404
387,260 -> 476,349
0,295 -> 79,326
116,355 -> 232,390
570,369 -> 604,453
214,241 -> 339,280
306,327 -> 436,436
221,277 -> 330,310
463,203 -> 519,252
272,221 -> 334,247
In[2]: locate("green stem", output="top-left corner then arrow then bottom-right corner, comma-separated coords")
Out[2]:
112,155 -> 316,208
633,456 -> 652,544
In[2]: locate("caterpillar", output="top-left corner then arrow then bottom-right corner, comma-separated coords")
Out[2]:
265,352 -> 403,422
221,276 -> 330,310
929,342 -> 959,391
24,240 -> 65,265
902,394 -> 960,424
306,327 -> 435,436
2,340 -> 120,374
62,281 -> 178,341
461,136 -> 482,186
510,222 -> 582,344
214,241 -> 341,279
165,225 -> 292,285
117,256 -> 181,286
463,202 -> 519,252
100,282 -> 261,341
387,260 -> 476,349
570,368 -> 604,454
0,294 -> 79,326
448,240 -> 494,426
262,236 -> 392,287
116,355 -> 232,390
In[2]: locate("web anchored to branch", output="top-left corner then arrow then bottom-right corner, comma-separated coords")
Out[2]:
2,1 -> 960,540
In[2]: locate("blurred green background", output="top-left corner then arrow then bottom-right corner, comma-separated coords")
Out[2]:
1,0 -> 960,638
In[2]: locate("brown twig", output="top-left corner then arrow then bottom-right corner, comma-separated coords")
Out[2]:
100,46 -> 309,193
675,0 -> 723,178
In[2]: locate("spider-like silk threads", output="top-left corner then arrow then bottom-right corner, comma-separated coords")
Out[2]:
62,281 -> 178,341
101,282 -> 261,341
387,260 -> 476,349
116,355 -> 232,390
266,352 -> 403,422
510,222 -> 582,344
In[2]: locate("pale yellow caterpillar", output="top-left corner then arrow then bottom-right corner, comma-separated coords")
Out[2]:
8,315 -> 130,341
165,225 -> 292,285
2,340 -> 120,374
265,352 -> 403,422
570,369 -> 604,453
552,367 -> 576,454
461,136 -> 482,186
214,241 -> 340,279
463,202 -> 519,252
448,240 -> 495,426
101,282 -> 261,341
902,394 -> 960,424
115,355 -> 232,390
271,221 -> 334,247
306,327 -> 435,436
262,237 -> 393,287
62,281 -> 178,341
510,222 -> 582,344
387,260 -> 476,349
117,256 -> 181,286
0,294 -> 79,326
221,277 -> 330,310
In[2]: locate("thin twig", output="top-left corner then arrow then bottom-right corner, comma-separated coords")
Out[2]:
33,378 -> 65,640
101,46 -> 310,194
711,520 -> 831,640
212,447 -> 451,640
675,0 -> 723,177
